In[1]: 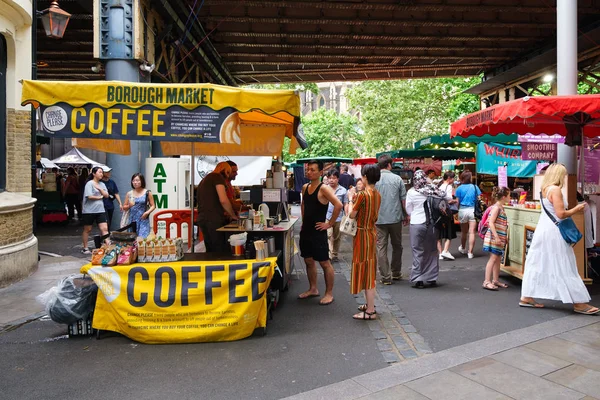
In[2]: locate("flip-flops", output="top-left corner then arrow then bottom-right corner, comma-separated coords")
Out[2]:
297,292 -> 319,300
319,298 -> 334,306
574,306 -> 600,315
519,300 -> 544,308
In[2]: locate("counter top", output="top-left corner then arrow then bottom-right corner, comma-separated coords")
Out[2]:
182,251 -> 281,262
505,205 -> 541,213
217,216 -> 299,232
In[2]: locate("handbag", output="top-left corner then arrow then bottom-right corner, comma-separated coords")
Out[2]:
120,209 -> 130,228
540,192 -> 582,245
339,215 -> 357,236
472,185 -> 485,220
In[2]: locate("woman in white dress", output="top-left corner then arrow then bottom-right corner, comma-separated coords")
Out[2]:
520,163 -> 599,315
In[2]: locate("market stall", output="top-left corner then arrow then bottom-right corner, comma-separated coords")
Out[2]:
22,80 -> 305,342
375,149 -> 475,186
450,95 -> 600,284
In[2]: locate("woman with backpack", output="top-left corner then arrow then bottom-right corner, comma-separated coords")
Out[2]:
437,172 -> 458,260
455,171 -> 481,259
405,170 -> 446,289
481,187 -> 510,291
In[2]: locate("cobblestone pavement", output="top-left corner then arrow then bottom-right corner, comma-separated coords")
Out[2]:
294,253 -> 431,365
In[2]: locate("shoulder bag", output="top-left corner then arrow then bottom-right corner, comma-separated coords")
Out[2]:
473,184 -> 485,220
340,215 -> 357,236
540,192 -> 582,245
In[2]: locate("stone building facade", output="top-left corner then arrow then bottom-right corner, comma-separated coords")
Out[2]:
300,82 -> 356,116
0,0 -> 38,287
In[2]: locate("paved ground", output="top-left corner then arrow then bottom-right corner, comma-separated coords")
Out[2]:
284,317 -> 600,400
2,209 -> 599,399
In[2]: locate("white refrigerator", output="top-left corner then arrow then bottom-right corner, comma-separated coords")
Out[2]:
145,158 -> 192,243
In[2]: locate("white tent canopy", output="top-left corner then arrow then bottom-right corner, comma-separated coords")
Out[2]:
38,157 -> 59,169
51,147 -> 99,167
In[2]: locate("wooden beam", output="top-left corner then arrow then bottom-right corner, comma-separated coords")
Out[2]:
218,43 -> 523,53
222,53 -> 509,61
213,31 -> 542,42
233,64 -> 495,78
201,16 -> 556,29
202,0 -> 600,14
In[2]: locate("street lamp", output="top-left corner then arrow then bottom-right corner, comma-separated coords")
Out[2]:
39,0 -> 71,39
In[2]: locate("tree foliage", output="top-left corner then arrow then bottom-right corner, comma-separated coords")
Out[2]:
283,108 -> 362,162
245,83 -> 319,95
346,78 -> 480,153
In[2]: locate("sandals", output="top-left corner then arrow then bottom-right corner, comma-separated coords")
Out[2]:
519,300 -> 544,308
574,305 -> 600,315
353,311 -> 377,320
358,304 -> 376,312
482,281 -> 498,291
493,280 -> 509,288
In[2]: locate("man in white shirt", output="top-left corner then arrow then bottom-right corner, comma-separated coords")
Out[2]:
375,155 -> 408,285
326,169 -> 349,261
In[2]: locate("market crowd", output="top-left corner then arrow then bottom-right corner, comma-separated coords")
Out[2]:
296,157 -> 599,320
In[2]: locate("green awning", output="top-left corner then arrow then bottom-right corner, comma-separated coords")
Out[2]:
413,133 -> 519,150
294,156 -> 354,164
376,149 -> 475,160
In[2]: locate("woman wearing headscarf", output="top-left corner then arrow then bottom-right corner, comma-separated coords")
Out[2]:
406,170 -> 446,288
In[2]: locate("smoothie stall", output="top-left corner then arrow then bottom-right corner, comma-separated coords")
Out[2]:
23,80 -> 305,343
451,95 -> 600,284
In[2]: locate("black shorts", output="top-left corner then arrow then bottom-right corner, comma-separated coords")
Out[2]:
299,230 -> 329,262
82,213 -> 108,226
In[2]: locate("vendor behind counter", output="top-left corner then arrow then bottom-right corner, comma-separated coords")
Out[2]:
196,162 -> 239,252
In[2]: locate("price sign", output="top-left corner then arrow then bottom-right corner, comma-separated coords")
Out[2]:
262,189 -> 282,202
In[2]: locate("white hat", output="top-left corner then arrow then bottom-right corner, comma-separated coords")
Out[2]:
95,164 -> 112,172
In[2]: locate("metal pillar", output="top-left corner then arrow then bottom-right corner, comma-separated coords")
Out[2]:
556,0 -> 578,173
100,0 -> 150,230
104,61 -> 145,230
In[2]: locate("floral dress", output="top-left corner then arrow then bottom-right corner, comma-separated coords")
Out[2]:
130,190 -> 150,238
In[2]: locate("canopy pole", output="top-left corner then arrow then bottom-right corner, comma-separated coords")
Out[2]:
190,143 -> 195,253
556,0 -> 578,176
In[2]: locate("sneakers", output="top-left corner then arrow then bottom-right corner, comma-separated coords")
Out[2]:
439,254 -> 444,260
441,251 -> 455,260
458,245 -> 467,255
81,248 -> 92,255
468,253 -> 474,259
380,278 -> 393,285
392,274 -> 403,281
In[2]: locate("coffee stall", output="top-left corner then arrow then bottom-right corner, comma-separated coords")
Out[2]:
22,80 -> 305,343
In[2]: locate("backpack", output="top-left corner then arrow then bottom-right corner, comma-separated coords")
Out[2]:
477,206 -> 494,239
423,195 -> 450,226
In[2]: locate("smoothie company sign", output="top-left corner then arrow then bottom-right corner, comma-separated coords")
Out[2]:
521,142 -> 557,161
476,143 -> 538,177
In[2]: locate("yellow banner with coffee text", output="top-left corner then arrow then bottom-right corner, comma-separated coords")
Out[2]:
81,258 -> 276,344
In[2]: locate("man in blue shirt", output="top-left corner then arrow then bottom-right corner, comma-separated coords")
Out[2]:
101,166 -> 122,229
375,155 -> 408,284
326,169 -> 348,261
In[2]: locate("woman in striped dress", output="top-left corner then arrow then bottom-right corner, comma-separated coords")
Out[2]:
349,164 -> 382,320
482,187 -> 510,290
